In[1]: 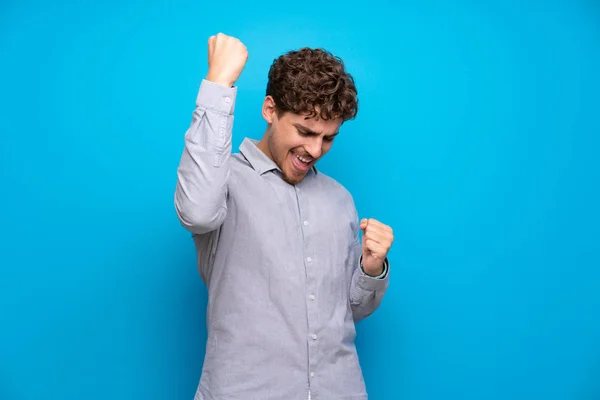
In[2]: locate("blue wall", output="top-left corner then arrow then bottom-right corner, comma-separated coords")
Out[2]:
1,1 -> 599,399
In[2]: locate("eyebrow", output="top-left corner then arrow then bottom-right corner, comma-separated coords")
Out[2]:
293,123 -> 339,138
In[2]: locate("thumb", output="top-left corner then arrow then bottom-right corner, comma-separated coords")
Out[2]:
360,218 -> 368,231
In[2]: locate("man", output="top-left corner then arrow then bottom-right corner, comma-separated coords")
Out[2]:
174,33 -> 394,400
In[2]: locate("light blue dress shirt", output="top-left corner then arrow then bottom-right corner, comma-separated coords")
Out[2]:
174,79 -> 390,400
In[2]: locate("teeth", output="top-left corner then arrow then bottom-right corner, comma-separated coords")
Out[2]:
294,152 -> 311,164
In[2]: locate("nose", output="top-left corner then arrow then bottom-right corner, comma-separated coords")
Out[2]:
306,137 -> 323,159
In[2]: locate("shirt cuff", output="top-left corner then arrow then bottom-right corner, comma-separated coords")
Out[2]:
196,79 -> 238,115
359,255 -> 389,279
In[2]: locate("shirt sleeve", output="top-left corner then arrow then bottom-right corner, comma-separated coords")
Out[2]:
348,222 -> 390,322
174,79 -> 237,234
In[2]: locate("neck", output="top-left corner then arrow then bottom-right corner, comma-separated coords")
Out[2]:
256,131 -> 273,161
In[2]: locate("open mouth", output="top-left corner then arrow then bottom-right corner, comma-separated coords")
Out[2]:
290,150 -> 313,172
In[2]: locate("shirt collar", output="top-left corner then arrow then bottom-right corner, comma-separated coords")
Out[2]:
239,138 -> 318,176
239,138 -> 280,175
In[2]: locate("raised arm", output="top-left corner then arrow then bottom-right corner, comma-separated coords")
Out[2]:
174,33 -> 248,234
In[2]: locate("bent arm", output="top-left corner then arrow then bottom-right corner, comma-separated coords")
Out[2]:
348,208 -> 390,322
174,79 -> 237,234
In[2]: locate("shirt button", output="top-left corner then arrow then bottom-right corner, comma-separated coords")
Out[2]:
303,220 -> 309,226
310,372 -> 315,378
306,257 -> 312,263
309,294 -> 315,300
224,97 -> 231,103
311,334 -> 318,340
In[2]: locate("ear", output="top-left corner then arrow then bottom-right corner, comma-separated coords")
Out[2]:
262,96 -> 277,124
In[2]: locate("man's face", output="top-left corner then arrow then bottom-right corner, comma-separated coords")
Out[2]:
259,97 -> 343,185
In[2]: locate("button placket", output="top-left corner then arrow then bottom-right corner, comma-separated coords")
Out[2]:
296,184 -> 319,386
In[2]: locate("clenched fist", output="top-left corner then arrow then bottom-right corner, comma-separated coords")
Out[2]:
205,33 -> 248,88
360,218 -> 394,277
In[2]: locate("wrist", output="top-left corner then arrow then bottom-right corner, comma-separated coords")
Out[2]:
205,71 -> 235,87
364,266 -> 384,277
360,256 -> 387,278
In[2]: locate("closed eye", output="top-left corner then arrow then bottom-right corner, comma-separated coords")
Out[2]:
293,123 -> 338,141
